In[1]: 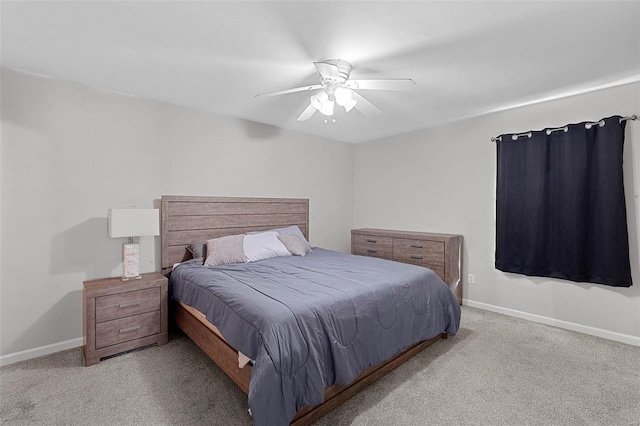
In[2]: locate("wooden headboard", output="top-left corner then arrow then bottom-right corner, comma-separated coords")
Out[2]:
160,196 -> 309,274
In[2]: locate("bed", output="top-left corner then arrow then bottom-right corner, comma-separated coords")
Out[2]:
160,195 -> 461,425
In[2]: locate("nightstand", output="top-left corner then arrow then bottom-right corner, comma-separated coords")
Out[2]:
83,272 -> 168,366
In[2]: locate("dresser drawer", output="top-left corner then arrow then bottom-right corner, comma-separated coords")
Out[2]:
96,287 -> 160,322
393,238 -> 445,266
428,265 -> 446,281
95,311 -> 161,349
352,234 -> 393,259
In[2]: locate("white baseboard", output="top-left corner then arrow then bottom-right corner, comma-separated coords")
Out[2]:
463,299 -> 640,347
0,337 -> 83,367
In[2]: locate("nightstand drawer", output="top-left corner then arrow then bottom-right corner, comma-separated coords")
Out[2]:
95,311 -> 161,349
96,287 -> 160,322
352,234 -> 393,259
393,238 -> 444,265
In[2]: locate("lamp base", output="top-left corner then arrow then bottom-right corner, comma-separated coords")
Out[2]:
122,243 -> 140,280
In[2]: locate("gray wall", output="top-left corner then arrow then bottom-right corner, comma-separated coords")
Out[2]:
0,68 -> 354,358
2,67 -> 638,361
354,82 -> 640,343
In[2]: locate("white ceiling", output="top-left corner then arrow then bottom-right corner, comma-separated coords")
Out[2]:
2,1 -> 639,143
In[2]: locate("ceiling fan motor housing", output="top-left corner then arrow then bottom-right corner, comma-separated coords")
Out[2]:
319,59 -> 352,84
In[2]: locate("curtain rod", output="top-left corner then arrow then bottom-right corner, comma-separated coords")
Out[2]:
490,114 -> 638,142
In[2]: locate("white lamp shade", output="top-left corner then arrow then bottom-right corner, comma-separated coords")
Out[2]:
334,87 -> 352,106
319,99 -> 334,116
108,209 -> 159,238
310,91 -> 335,116
310,91 -> 329,110
343,97 -> 357,112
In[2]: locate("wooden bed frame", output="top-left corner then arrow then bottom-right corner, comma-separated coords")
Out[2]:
160,195 -> 448,425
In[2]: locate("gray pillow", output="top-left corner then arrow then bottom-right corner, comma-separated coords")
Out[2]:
275,226 -> 311,254
204,234 -> 248,267
186,240 -> 207,259
274,225 -> 308,243
277,233 -> 312,256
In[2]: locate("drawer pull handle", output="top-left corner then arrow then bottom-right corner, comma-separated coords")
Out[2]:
119,325 -> 141,333
411,255 -> 424,260
411,244 -> 424,248
366,239 -> 377,243
119,302 -> 139,308
367,249 -> 377,254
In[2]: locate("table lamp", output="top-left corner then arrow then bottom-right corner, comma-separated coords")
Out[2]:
108,208 -> 160,280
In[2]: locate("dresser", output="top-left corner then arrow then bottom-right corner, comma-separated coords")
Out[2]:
83,272 -> 168,366
351,228 -> 463,304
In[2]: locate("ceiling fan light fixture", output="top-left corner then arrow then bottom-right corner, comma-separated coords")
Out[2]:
334,86 -> 353,107
310,91 -> 334,116
343,97 -> 357,112
334,86 -> 357,112
319,99 -> 334,116
310,91 -> 328,110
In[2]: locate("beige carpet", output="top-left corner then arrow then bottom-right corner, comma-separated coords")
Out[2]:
2,306 -> 639,425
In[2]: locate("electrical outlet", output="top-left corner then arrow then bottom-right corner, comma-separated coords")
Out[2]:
468,274 -> 475,284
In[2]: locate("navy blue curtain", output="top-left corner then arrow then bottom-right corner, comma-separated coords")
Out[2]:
495,115 -> 632,287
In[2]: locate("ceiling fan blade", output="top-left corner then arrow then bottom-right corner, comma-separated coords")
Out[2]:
313,61 -> 340,80
350,92 -> 381,116
255,84 -> 323,98
345,79 -> 416,91
296,103 -> 317,121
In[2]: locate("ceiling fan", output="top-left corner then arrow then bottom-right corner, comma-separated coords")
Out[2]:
256,59 -> 416,121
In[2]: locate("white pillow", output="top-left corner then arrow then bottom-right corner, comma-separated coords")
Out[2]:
243,231 -> 291,262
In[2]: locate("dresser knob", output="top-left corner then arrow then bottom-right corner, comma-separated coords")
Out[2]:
367,249 -> 377,254
366,239 -> 377,243
410,255 -> 424,260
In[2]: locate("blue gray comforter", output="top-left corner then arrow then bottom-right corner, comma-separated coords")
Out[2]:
170,248 -> 461,426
